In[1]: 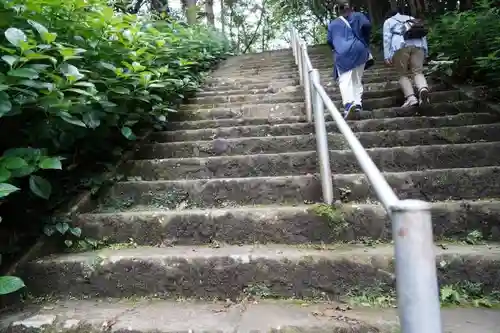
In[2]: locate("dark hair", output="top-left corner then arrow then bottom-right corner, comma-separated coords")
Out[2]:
385,9 -> 398,18
338,2 -> 351,15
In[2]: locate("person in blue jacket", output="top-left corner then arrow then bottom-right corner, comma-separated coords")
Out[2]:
327,2 -> 372,120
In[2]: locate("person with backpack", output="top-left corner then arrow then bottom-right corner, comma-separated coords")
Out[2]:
383,8 -> 430,108
327,2 -> 372,120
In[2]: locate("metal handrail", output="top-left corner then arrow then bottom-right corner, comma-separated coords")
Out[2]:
289,26 -> 443,333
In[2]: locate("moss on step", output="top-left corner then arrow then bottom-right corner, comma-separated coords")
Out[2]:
310,203 -> 349,238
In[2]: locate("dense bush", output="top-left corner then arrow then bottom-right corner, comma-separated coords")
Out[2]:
427,0 -> 500,85
0,0 -> 229,294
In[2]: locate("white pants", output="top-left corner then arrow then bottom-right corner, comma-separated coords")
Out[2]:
338,64 -> 365,106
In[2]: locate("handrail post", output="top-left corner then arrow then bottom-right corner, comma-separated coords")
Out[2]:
311,69 -> 333,204
391,199 -> 442,333
298,42 -> 304,86
292,28 -> 299,66
291,29 -> 297,64
301,44 -> 312,123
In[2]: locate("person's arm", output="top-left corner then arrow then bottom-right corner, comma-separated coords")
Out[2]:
422,36 -> 428,58
327,22 -> 334,50
383,19 -> 392,61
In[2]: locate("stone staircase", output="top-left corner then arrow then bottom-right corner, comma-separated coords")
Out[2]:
3,45 -> 500,332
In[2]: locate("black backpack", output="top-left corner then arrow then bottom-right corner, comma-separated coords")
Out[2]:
395,18 -> 428,40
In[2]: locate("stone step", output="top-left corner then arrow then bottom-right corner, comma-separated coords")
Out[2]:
16,244 -> 500,301
161,113 -> 499,141
219,54 -> 335,66
197,80 -> 410,97
190,83 -> 447,105
214,65 -> 394,77
125,142 -> 500,181
199,74 -> 395,92
180,90 -> 465,117
204,69 -> 397,85
75,199 -> 500,246
167,106 -> 495,131
140,120 -> 498,159
95,166 -> 500,211
3,297 -> 500,333
204,71 -> 399,86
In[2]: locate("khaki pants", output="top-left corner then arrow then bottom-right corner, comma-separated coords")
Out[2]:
393,46 -> 428,98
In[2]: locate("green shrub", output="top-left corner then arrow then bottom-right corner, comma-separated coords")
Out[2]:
427,0 -> 500,84
0,0 -> 229,294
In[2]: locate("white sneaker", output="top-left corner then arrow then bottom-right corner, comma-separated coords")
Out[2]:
419,88 -> 430,106
401,95 -> 418,108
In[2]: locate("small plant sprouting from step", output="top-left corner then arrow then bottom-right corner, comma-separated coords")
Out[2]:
310,203 -> 349,238
440,281 -> 500,308
465,230 -> 484,245
347,281 -> 500,308
244,283 -> 276,299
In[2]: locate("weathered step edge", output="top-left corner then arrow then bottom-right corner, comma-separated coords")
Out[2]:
74,199 -> 500,246
160,112 -> 499,142
15,244 -> 500,300
96,166 -> 500,211
124,141 -> 500,180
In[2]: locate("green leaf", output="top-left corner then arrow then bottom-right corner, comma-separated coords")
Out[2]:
64,240 -> 73,247
121,126 -> 136,140
40,32 -> 57,44
55,222 -> 69,235
0,168 -> 11,182
4,28 -> 27,47
18,80 -> 54,91
7,68 -> 39,79
0,183 -> 19,198
1,55 -> 18,67
65,88 -> 95,97
73,81 -> 95,88
111,87 -> 130,94
0,85 -> 9,92
83,111 -> 101,129
27,20 -> 48,36
3,157 -> 28,170
60,63 -> 84,81
0,91 -> 12,116
0,276 -> 25,295
59,113 -> 87,127
70,227 -> 82,237
23,53 -> 57,65
39,157 -> 62,170
29,175 -> 52,199
10,166 -> 36,178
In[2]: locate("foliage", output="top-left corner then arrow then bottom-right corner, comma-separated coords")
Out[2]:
0,0 -> 228,292
427,0 -> 500,85
0,275 -> 25,295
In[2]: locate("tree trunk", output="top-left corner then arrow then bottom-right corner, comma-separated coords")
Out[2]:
460,0 -> 473,10
366,0 -> 375,24
408,0 -> 417,15
205,0 -> 215,25
185,0 -> 197,25
220,0 -> 226,35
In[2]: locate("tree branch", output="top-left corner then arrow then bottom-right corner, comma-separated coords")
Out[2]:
242,1 -> 266,53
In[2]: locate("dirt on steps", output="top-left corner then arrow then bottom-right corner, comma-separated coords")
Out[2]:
2,299 -> 500,333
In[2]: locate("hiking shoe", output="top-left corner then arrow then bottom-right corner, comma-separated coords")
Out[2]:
401,95 -> 419,108
419,88 -> 430,106
343,103 -> 357,120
